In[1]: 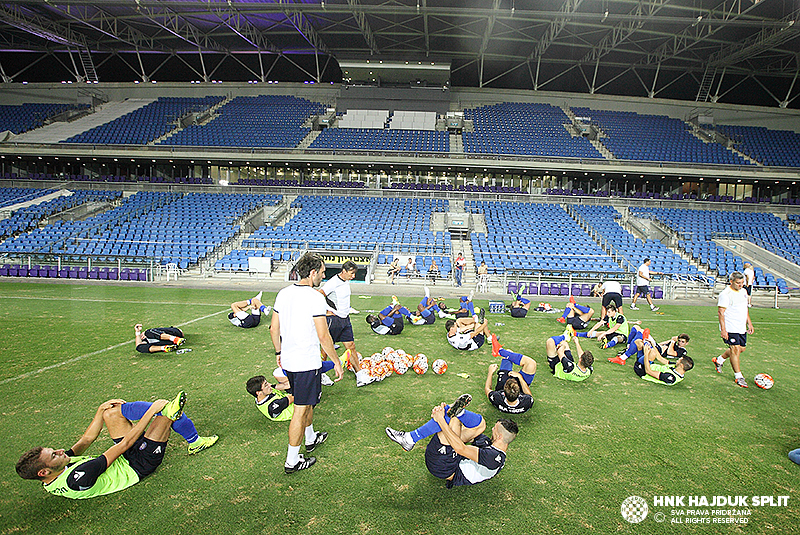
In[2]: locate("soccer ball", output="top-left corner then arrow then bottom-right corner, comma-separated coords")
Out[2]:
360,356 -> 374,371
381,346 -> 394,358
432,359 -> 447,375
392,359 -> 409,375
413,353 -> 428,374
371,361 -> 393,379
754,373 -> 774,390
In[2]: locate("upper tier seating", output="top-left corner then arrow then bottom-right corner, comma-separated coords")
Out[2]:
716,124 -> 800,167
571,107 -> 751,165
462,102 -> 602,158
242,196 -> 450,255
310,128 -> 449,152
465,201 -> 622,276
161,95 -> 324,148
64,97 -> 223,145
0,103 -> 88,135
571,205 -> 705,280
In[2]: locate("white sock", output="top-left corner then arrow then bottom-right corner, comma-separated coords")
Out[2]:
304,425 -> 316,444
734,372 -> 744,380
717,355 -> 726,365
424,286 -> 430,298
286,444 -> 301,466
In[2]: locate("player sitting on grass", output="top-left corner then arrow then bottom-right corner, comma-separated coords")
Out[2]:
608,327 -> 689,366
546,326 -> 594,382
247,374 -> 296,421
134,324 -> 185,353
228,291 -> 271,328
446,310 -> 489,351
556,295 -> 595,329
508,283 -> 532,318
633,329 -> 694,385
578,303 -> 639,350
16,391 -> 205,499
385,394 -> 518,488
484,335 -> 535,414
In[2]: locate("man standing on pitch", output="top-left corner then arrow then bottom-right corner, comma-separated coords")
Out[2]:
271,253 -> 343,473
713,272 -> 754,388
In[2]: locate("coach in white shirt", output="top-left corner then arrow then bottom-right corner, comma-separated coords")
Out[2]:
271,253 -> 343,473
713,272 -> 754,388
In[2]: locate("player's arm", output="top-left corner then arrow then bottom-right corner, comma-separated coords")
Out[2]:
717,306 -> 728,339
485,364 -> 498,397
746,309 -> 754,334
508,371 -> 532,396
270,310 -> 282,368
642,349 -> 666,380
68,399 -> 127,456
431,404 -> 480,463
100,399 -> 167,467
314,315 -> 343,381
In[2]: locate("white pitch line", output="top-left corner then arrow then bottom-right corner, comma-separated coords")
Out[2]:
0,309 -> 229,386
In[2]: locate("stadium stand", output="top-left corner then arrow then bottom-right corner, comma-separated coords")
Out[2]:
63,96 -> 224,145
311,127 -> 449,152
462,102 -> 602,158
571,204 -> 705,283
465,201 -> 622,279
0,103 -> 89,135
161,95 -> 324,148
715,124 -> 800,167
570,107 -> 751,165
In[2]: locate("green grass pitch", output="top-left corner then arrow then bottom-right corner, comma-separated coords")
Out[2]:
0,282 -> 798,534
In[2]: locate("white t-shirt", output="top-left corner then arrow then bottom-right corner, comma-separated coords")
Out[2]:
636,264 -> 650,287
743,267 -> 754,286
273,284 -> 327,372
717,285 -> 749,333
321,274 -> 351,319
601,280 -> 622,294
448,332 -> 478,351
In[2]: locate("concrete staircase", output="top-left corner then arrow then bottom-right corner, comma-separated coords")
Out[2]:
449,132 -> 463,153
297,130 -> 321,149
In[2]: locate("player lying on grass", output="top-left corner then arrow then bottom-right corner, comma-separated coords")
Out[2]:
134,324 -> 185,353
508,283 -> 532,318
454,290 -> 478,318
546,326 -> 594,382
556,295 -> 595,329
633,329 -> 694,385
228,291 -> 271,328
485,335 -> 535,414
415,286 -> 457,324
385,394 -> 518,488
607,326 -> 689,366
366,298 -> 415,335
15,391 -> 211,499
445,312 -> 489,351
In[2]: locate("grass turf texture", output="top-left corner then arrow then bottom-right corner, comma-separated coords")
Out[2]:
0,282 -> 798,535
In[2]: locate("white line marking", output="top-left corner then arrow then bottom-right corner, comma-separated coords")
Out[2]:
0,295 -> 231,307
0,309 -> 229,386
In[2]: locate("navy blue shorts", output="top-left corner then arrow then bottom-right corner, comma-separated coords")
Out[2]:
510,307 -> 527,318
724,332 -> 747,347
116,435 -> 166,479
326,315 -> 354,343
636,285 -> 650,297
602,293 -> 622,309
285,368 -> 322,406
425,434 -> 459,481
567,316 -> 588,330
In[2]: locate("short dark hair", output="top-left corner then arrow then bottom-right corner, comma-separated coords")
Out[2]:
503,377 -> 521,402
16,447 -> 45,480
643,257 -> 650,263
366,314 -> 379,327
580,351 -> 594,368
295,253 -> 324,279
677,333 -> 690,343
445,319 -> 456,332
246,376 -> 267,397
606,302 -> 617,313
730,271 -> 744,282
497,418 -> 519,443
681,355 -> 694,371
341,261 -> 358,273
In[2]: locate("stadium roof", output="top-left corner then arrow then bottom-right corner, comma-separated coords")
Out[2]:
1,0 -> 799,108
